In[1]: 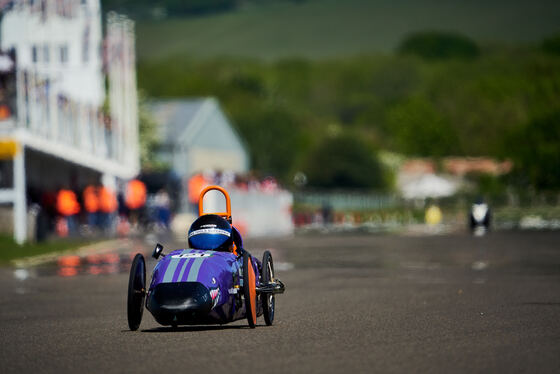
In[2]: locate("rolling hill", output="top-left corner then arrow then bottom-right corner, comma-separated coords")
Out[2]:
135,0 -> 560,61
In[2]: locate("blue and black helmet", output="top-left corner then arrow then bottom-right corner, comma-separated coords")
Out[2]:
188,214 -> 233,251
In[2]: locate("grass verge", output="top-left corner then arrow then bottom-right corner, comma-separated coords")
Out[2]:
0,235 -> 93,265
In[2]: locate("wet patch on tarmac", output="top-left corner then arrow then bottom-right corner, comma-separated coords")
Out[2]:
12,244 -> 294,281
54,252 -> 138,277
13,250 -> 149,280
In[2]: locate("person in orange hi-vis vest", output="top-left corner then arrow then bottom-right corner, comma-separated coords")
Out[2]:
83,184 -> 99,228
57,189 -> 80,236
99,185 -> 118,232
188,173 -> 208,213
0,104 -> 11,120
125,179 -> 147,228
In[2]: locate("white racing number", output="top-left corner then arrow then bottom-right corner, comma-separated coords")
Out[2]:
171,252 -> 213,259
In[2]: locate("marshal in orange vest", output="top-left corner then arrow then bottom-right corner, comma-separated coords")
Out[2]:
57,189 -> 80,217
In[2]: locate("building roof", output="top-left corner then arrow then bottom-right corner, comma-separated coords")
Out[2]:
149,97 -> 247,152
148,98 -> 249,177
149,98 -> 208,147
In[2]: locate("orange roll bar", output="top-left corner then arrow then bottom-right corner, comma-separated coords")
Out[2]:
198,185 -> 232,222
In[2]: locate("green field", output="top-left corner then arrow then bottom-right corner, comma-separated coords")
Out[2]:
136,0 -> 560,61
0,235 -> 92,264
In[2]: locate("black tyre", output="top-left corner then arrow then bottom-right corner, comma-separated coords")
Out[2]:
261,251 -> 275,326
242,252 -> 257,328
127,253 -> 146,331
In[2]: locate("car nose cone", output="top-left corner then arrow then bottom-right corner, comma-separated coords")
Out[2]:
147,282 -> 213,325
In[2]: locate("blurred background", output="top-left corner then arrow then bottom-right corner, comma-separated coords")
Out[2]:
2,2 -> 560,372
1,0 -> 560,252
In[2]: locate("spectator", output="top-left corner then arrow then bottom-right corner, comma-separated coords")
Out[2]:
187,172 -> 208,211
99,185 -> 118,232
125,179 -> 147,229
56,188 -> 80,236
154,189 -> 171,230
83,184 -> 99,229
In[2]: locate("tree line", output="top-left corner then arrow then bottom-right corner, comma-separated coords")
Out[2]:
137,32 -> 560,191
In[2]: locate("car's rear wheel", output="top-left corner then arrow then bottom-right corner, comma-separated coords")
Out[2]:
127,253 -> 146,331
261,250 -> 275,326
243,252 -> 257,328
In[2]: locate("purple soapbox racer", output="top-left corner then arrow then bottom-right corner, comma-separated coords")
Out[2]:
127,185 -> 285,330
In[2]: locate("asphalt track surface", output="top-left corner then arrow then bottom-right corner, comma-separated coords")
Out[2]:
1,231 -> 560,373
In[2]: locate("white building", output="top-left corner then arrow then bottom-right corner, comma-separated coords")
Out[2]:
0,0 -> 139,243
1,0 -> 105,107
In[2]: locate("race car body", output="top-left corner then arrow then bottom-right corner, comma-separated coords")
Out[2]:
127,185 -> 285,330
147,248 -> 260,326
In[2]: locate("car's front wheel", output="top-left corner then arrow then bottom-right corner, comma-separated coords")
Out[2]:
127,253 -> 146,331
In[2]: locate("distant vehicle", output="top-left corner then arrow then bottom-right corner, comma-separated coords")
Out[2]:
127,185 -> 285,330
469,199 -> 491,235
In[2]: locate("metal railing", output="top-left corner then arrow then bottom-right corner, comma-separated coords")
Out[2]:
294,190 -> 398,211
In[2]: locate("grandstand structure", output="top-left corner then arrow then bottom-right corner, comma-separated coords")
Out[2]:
0,1 -> 139,243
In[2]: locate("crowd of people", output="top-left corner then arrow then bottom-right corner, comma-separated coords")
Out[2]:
187,171 -> 280,203
26,170 -> 283,241
29,178 -> 172,241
